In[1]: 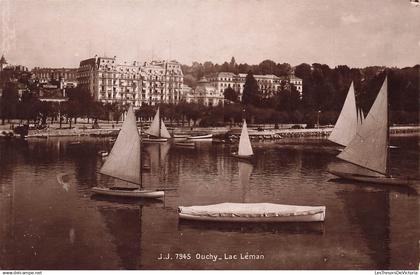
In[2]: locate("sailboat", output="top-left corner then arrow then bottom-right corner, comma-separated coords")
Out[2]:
92,106 -> 165,198
179,161 -> 326,222
231,119 -> 253,160
328,77 -> 418,186
329,82 -> 364,147
143,107 -> 171,142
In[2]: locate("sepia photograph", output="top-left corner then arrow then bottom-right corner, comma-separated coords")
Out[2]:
0,0 -> 419,272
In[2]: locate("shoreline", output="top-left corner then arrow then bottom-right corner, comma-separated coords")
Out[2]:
1,123 -> 419,139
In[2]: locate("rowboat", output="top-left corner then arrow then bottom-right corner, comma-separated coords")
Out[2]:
173,134 -> 191,138
92,186 -> 164,198
178,203 -> 326,222
187,134 -> 213,140
142,137 -> 168,143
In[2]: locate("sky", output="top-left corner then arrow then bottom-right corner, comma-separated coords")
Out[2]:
0,0 -> 419,69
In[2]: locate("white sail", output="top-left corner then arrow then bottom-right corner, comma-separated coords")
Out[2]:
338,77 -> 388,175
160,120 -> 171,138
145,107 -> 171,138
145,107 -> 160,137
238,119 -> 253,156
100,106 -> 141,185
328,82 -> 359,146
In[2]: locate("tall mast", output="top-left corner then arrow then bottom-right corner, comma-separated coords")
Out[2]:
385,75 -> 390,177
139,107 -> 143,189
158,106 -> 161,138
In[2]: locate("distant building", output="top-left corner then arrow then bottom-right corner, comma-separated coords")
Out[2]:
77,56 -> 142,106
32,67 -> 78,89
289,74 -> 303,97
141,60 -> 183,105
77,56 -> 183,107
190,77 -> 224,106
0,54 -> 7,72
181,84 -> 192,102
206,72 -> 303,100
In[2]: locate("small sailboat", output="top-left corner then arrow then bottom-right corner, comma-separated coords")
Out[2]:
231,119 -> 253,160
329,82 -> 364,147
92,106 -> 164,198
143,107 -> 171,142
328,77 -> 418,186
179,162 -> 326,222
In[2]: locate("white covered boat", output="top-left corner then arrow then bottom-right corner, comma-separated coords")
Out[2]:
178,203 -> 326,222
92,106 -> 165,198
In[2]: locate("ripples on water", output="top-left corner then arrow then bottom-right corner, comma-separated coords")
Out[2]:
0,135 -> 418,270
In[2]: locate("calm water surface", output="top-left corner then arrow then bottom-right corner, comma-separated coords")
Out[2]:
0,135 -> 419,269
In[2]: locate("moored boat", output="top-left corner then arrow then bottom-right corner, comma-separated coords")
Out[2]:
142,137 -> 168,143
187,134 -> 213,140
92,186 -> 164,198
178,203 -> 326,222
173,134 -> 191,139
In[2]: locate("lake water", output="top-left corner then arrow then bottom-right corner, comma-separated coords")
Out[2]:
0,135 -> 419,270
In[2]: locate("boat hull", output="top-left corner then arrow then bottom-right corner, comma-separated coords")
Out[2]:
328,169 -> 416,186
92,187 -> 164,198
142,138 -> 168,143
173,134 -> 191,138
178,203 -> 326,223
187,134 -> 213,140
231,153 -> 253,160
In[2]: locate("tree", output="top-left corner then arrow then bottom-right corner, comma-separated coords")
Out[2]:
1,81 -> 19,124
258,60 -> 277,75
229,57 -> 237,73
19,90 -> 40,124
241,72 -> 261,106
223,87 -> 238,102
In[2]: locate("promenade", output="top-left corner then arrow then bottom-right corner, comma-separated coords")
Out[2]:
1,121 -> 419,139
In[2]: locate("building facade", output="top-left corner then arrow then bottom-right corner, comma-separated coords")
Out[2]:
140,60 -> 183,105
77,56 -> 183,107
32,67 -> 78,89
206,72 -> 303,100
186,77 -> 224,106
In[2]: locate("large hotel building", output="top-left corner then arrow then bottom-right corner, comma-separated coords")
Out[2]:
189,72 -> 303,106
77,56 -> 183,107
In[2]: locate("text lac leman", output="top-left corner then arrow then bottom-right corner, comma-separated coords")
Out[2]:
158,252 -> 264,261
